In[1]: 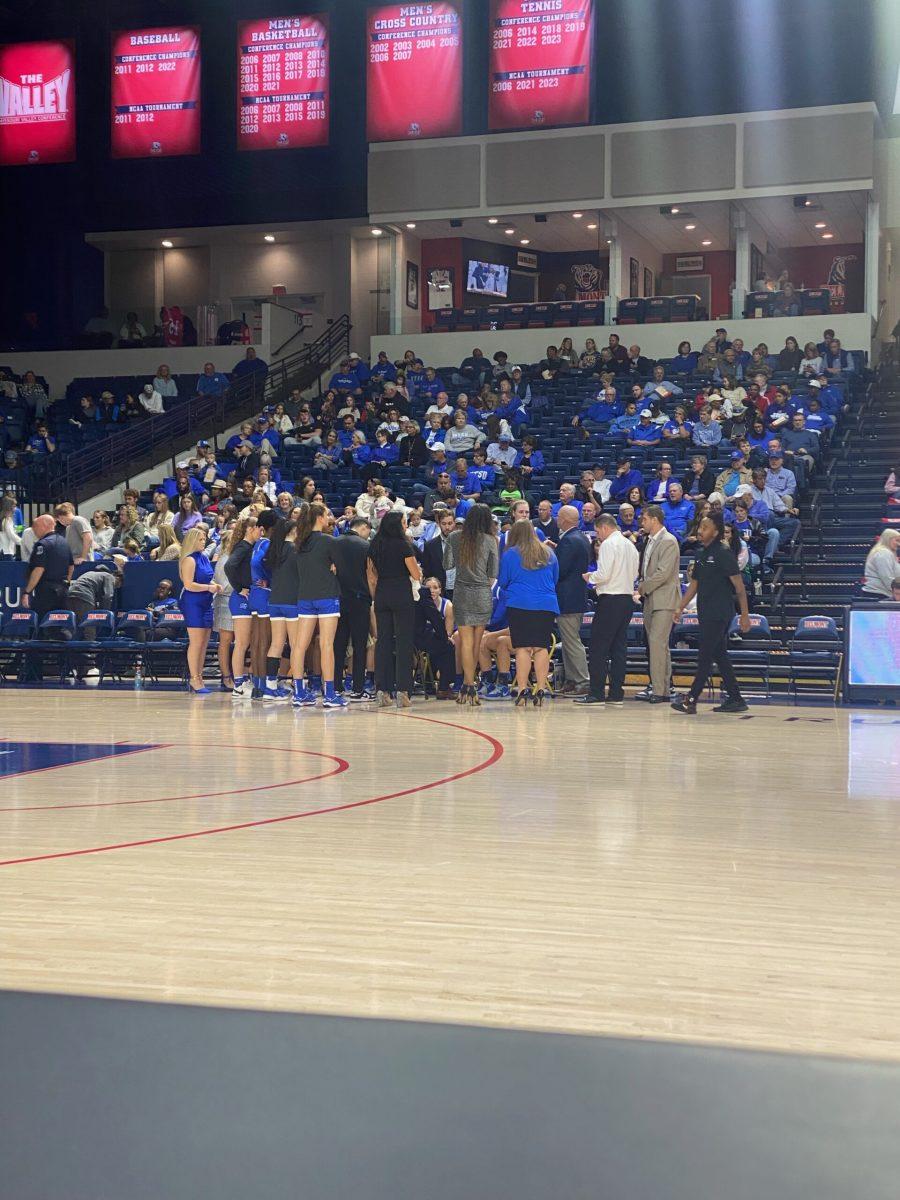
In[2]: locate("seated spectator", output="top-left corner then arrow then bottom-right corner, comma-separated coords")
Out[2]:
781,412 -> 820,473
862,530 -> 900,600
537,345 -> 565,379
660,483 -> 694,541
465,446 -> 497,494
368,427 -> 399,474
823,338 -> 854,376
609,454 -> 644,503
133,382 -> 162,416
764,386 -> 795,431
370,350 -> 397,387
444,409 -> 486,456
748,349 -> 772,380
572,386 -> 622,433
514,435 -> 544,480
416,366 -> 444,401
645,460 -> 676,504
772,284 -> 801,318
232,347 -> 268,379
196,362 -> 230,397
671,341 -> 699,373
288,405 -> 322,448
486,432 -> 517,470
424,472 -> 470,518
586,463 -> 611,506
225,422 -> 254,459
90,509 -> 114,554
796,342 -> 823,377
82,305 -> 116,345
716,450 -> 752,499
617,502 -> 641,543
627,410 -> 662,446
765,451 -> 798,508
643,364 -> 684,401
681,453 -> 716,503
24,419 -> 55,458
696,339 -> 720,374
692,406 -> 722,449
397,419 -> 428,469
406,510 -> 436,550
608,400 -> 640,436
748,467 -> 800,556
606,333 -> 628,364
575,470 -> 599,507
498,469 -> 526,509
150,524 -> 182,561
816,328 -> 836,354
661,404 -> 693,443
555,337 -> 578,369
250,414 -> 280,459
424,444 -> 450,482
713,347 -> 744,383
551,482 -> 583,519
329,358 -> 359,394
532,499 -> 559,543
452,456 -> 476,498
118,311 -> 147,347
800,394 -> 835,438
425,390 -> 455,422
336,412 -> 360,452
313,430 -> 342,471
348,352 -> 370,389
146,491 -> 174,538
173,494 -> 203,540
578,337 -> 599,370
624,344 -> 654,375
153,364 -> 178,398
884,469 -> 899,507
111,503 -> 146,548
457,348 -> 492,388
18,370 -> 50,417
624,485 -> 644,521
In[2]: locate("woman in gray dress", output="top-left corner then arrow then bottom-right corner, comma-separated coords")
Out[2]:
444,504 -> 499,706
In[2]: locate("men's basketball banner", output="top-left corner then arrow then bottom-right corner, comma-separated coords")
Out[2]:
367,3 -> 462,142
488,0 -> 593,132
237,16 -> 329,151
111,27 -> 201,159
0,40 -> 75,165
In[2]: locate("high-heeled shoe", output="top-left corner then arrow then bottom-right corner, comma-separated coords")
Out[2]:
532,688 -> 547,708
220,676 -> 235,692
514,687 -> 531,708
455,685 -> 468,706
466,684 -> 481,707
188,683 -> 211,696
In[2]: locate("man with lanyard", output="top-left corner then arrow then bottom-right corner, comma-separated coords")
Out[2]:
576,513 -> 639,707
671,513 -> 751,715
21,514 -> 74,617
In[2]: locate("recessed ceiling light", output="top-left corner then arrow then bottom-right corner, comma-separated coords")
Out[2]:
520,238 -> 530,245
821,232 -> 834,239
263,234 -> 276,243
487,218 -> 498,225
814,222 -> 827,229
161,239 -> 173,248
684,224 -> 696,231
504,228 -> 515,235
701,239 -> 712,246
405,222 -> 416,230
371,228 -> 383,236
804,199 -> 812,206
572,212 -> 583,219
671,207 -> 679,214
586,223 -> 597,230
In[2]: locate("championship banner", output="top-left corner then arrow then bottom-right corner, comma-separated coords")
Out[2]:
0,40 -> 75,165
488,0 -> 593,132
367,3 -> 462,142
237,15 -> 329,151
111,27 -> 201,159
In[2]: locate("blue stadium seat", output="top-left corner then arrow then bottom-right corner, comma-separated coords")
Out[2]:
670,294 -> 700,322
800,288 -> 831,315
38,610 -> 77,639
503,304 -> 530,329
617,298 -> 646,324
645,297 -> 671,323
1,609 -> 37,641
553,302 -> 578,326
527,303 -> 557,328
789,615 -> 841,701
576,300 -> 605,325
77,609 -> 116,640
744,290 -> 774,318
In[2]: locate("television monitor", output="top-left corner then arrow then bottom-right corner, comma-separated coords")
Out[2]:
844,604 -> 900,700
466,260 -> 509,297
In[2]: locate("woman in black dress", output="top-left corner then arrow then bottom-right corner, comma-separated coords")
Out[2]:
366,511 -> 423,708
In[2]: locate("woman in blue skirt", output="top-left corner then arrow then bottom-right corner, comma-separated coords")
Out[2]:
179,526 -> 221,695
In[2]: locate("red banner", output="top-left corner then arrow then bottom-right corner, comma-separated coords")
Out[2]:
237,16 -> 329,151
111,27 -> 201,159
0,40 -> 75,165
367,3 -> 462,142
488,0 -> 593,132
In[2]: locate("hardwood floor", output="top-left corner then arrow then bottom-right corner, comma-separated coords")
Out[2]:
1,691 -> 899,1061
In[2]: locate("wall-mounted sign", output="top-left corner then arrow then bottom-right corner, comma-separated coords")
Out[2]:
516,249 -> 538,269
675,255 -> 704,272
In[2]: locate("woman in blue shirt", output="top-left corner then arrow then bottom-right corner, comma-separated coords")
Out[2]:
496,520 -> 559,707
671,342 -> 699,374
179,526 -> 221,695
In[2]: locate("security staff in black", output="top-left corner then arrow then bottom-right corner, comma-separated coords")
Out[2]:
671,512 -> 751,714
331,517 -> 373,700
23,517 -> 74,618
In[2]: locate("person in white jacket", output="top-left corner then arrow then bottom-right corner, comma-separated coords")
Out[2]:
139,383 -> 165,415
0,494 -> 21,559
862,529 -> 900,599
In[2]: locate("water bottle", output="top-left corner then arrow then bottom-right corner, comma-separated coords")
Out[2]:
134,657 -> 144,691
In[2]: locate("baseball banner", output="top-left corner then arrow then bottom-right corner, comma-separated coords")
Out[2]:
111,27 -> 201,159
488,0 -> 593,132
367,3 -> 463,142
0,40 -> 75,165
237,15 -> 329,151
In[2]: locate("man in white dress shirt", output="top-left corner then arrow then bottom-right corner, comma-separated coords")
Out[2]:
576,514 -> 639,707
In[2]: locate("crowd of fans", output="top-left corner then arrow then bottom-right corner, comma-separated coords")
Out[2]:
3,325 -> 893,704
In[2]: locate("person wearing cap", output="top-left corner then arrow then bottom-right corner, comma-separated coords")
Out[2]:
97,391 -> 121,426
627,410 -> 663,447
328,359 -> 357,394
692,405 -> 723,449
486,431 -> 517,470
813,373 -> 845,417
347,351 -> 370,388
715,450 -> 752,499
232,347 -> 268,379
196,362 -> 230,398
764,450 -> 798,510
608,455 -> 645,504
369,351 -> 397,388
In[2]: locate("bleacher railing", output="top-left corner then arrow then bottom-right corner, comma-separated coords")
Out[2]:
19,314 -> 351,507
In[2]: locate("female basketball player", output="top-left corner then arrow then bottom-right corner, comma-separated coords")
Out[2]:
248,509 -> 278,699
223,516 -> 260,698
262,518 -> 299,702
290,502 -> 346,709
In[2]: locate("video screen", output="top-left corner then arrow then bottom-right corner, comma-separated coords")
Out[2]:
847,608 -> 900,687
466,260 -> 510,297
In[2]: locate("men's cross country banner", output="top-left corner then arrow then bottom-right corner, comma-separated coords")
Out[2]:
237,16 -> 329,151
0,40 -> 75,165
367,3 -> 462,142
111,27 -> 201,159
488,0 -> 593,132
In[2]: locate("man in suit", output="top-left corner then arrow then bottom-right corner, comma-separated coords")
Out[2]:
421,509 -> 456,596
554,505 -> 591,694
636,504 -> 681,702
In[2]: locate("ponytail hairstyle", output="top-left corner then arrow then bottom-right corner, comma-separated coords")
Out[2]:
294,501 -> 327,551
264,517 -> 296,573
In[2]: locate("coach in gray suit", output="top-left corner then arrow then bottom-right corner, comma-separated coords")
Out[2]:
636,504 -> 681,702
